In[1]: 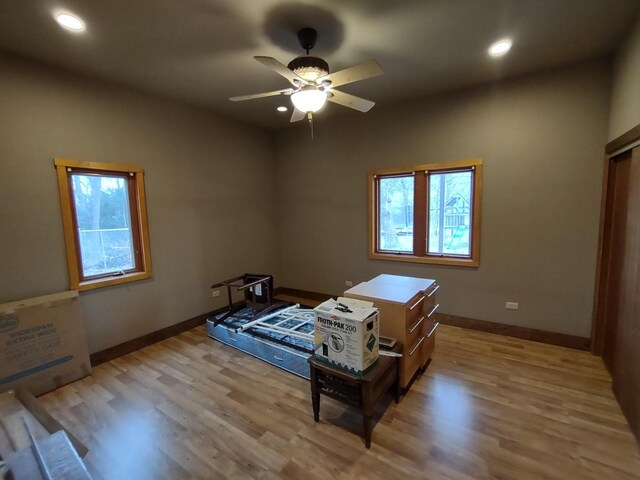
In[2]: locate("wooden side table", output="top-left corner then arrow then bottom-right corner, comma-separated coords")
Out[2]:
308,345 -> 402,448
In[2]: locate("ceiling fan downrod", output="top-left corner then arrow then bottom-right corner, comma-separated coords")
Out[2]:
297,27 -> 318,55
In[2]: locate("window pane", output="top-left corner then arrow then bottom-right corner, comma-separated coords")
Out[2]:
71,174 -> 136,277
428,170 -> 473,256
378,175 -> 414,252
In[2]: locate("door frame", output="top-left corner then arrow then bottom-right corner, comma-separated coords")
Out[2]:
591,124 -> 640,356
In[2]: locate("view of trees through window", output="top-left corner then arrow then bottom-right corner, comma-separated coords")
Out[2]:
372,160 -> 480,265
428,170 -> 472,256
71,174 -> 135,277
378,175 -> 414,252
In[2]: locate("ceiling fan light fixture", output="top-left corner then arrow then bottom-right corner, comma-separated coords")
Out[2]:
291,87 -> 327,113
288,56 -> 329,82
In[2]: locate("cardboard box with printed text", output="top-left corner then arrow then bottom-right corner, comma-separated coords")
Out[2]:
313,297 -> 379,375
0,291 -> 91,396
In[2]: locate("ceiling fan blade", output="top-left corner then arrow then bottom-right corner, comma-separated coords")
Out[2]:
318,59 -> 383,88
327,90 -> 376,112
290,108 -> 306,123
229,88 -> 293,102
254,56 -> 307,86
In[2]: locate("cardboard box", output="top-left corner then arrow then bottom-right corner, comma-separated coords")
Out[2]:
0,291 -> 91,396
313,297 -> 379,375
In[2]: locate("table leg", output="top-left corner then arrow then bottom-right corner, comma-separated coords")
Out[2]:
363,415 -> 372,449
395,357 -> 401,403
362,382 -> 373,448
312,393 -> 320,422
310,365 -> 320,422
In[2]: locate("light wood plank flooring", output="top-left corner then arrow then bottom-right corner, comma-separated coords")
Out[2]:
39,324 -> 640,479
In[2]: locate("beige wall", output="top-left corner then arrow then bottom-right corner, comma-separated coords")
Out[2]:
609,14 -> 640,140
0,52 -> 278,353
274,59 -> 610,338
0,51 -> 613,348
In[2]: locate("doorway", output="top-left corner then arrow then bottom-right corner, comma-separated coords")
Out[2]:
593,141 -> 640,442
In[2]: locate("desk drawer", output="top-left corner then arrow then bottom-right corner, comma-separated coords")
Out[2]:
406,312 -> 427,347
404,333 -> 426,382
422,331 -> 436,363
405,293 -> 426,327
423,283 -> 439,306
421,302 -> 439,326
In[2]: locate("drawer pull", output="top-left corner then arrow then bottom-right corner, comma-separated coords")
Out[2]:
409,316 -> 425,334
427,303 -> 440,318
273,355 -> 285,361
427,322 -> 440,338
409,295 -> 425,311
427,284 -> 440,297
409,336 -> 425,356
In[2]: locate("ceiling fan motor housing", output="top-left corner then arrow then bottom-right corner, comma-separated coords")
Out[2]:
287,56 -> 329,82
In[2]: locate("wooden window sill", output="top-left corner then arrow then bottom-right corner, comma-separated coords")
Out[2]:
369,252 -> 479,267
76,271 -> 153,291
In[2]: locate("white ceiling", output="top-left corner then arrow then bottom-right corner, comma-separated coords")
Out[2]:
0,0 -> 638,129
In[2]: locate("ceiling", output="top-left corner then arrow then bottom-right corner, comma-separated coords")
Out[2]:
0,0 -> 638,130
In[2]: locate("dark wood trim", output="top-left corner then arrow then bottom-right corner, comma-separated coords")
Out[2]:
437,313 -> 591,350
593,123 -> 640,356
591,154 -> 618,356
276,286 -> 590,350
89,301 -> 245,366
89,285 -> 591,367
606,124 -> 640,155
274,286 -> 333,303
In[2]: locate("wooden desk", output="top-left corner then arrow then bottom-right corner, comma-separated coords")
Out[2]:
344,274 -> 439,390
308,347 -> 401,448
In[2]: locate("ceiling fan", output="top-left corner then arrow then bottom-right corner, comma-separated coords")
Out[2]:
229,27 -> 384,137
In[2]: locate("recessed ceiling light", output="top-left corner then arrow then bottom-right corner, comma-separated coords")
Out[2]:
489,39 -> 511,56
277,106 -> 288,112
55,13 -> 85,31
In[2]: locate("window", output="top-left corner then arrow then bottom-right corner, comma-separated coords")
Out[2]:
54,159 -> 152,290
370,159 -> 482,267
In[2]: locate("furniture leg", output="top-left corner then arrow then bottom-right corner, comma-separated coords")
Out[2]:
395,357 -> 401,403
361,382 -> 373,448
310,365 -> 320,422
363,415 -> 372,449
312,394 -> 320,422
394,377 -> 400,403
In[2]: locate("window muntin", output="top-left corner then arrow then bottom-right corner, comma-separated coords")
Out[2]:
370,159 -> 481,267
54,159 -> 152,291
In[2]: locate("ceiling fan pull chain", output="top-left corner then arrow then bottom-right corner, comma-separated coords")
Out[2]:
308,112 -> 314,139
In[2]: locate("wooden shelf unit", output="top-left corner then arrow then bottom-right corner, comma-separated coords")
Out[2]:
344,274 -> 439,390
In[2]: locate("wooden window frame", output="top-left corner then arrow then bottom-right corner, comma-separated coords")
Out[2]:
369,158 -> 482,267
54,158 -> 153,291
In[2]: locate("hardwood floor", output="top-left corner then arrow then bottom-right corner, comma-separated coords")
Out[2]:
39,324 -> 640,479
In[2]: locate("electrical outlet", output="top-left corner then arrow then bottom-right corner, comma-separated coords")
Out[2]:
345,280 -> 353,287
506,302 -> 519,310
212,290 -> 221,298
